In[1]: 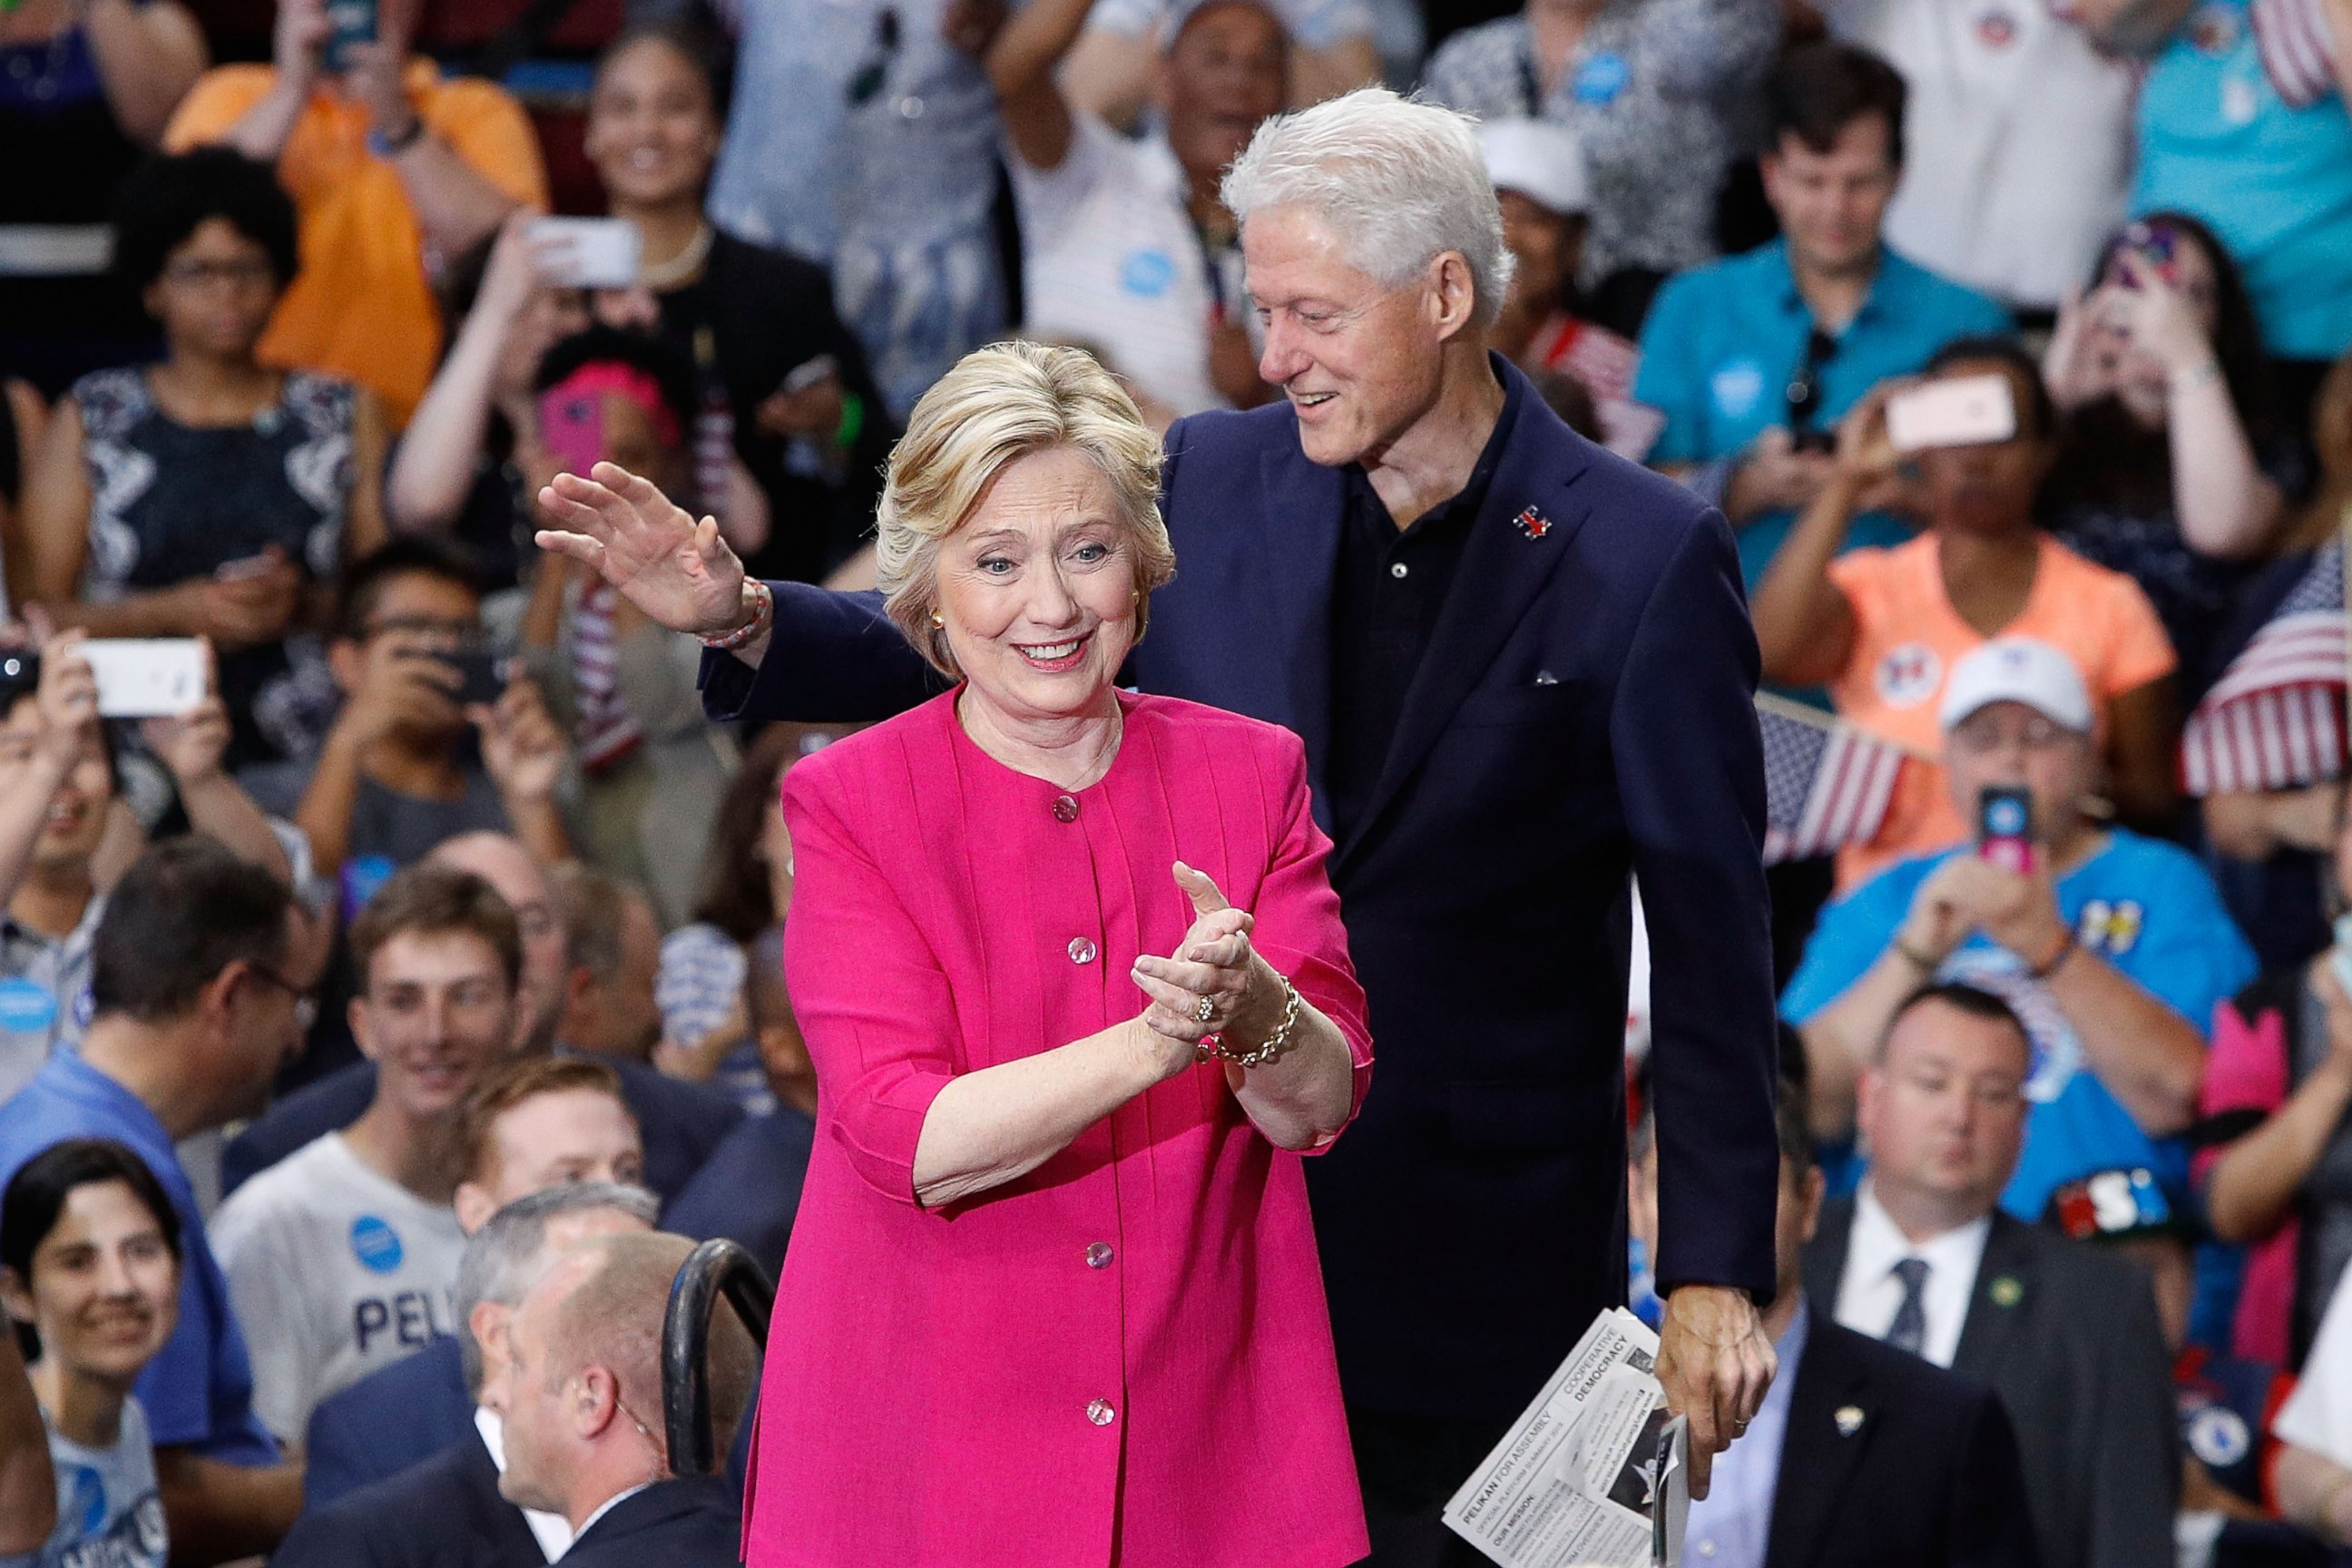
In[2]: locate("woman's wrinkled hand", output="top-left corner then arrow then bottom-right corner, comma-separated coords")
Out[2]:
534,462 -> 750,637
1132,862 -> 1282,1048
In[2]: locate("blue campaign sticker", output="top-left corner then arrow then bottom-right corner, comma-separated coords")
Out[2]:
0,977 -> 58,1034
1709,359 -> 1766,420
1120,249 -> 1177,299
1573,52 -> 1631,105
350,1215 -> 405,1275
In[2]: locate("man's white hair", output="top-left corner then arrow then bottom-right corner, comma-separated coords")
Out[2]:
1221,86 -> 1514,328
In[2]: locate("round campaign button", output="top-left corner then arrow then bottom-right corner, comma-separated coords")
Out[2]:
350,1215 -> 405,1275
0,978 -> 58,1034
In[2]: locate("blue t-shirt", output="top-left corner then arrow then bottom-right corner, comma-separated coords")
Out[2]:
1781,828 -> 2258,1218
2133,0 -> 2352,360
0,1052 -> 277,1465
1633,240 -> 2013,586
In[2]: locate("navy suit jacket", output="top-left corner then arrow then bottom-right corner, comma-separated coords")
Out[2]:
665,1106 -> 813,1280
1805,1204 -> 2178,1568
1766,1313 -> 2041,1568
223,1054 -> 742,1203
702,358 -> 1781,1419
302,1335 -> 475,1510
559,1476 -> 739,1568
272,1425 -> 544,1568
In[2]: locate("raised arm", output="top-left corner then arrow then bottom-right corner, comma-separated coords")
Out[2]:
986,0 -> 1091,171
83,0 -> 210,147
535,464 -> 942,725
0,634 -> 101,916
1613,505 -> 1779,1497
2204,975 -> 2352,1242
1749,386 -> 1902,684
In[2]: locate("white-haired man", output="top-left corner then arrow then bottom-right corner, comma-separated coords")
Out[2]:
536,86 -> 1781,1562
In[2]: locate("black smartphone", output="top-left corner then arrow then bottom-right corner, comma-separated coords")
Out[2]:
396,645 -> 504,705
1977,784 -> 2035,876
1791,428 -> 1837,455
324,0 -> 377,73
445,649 -> 505,707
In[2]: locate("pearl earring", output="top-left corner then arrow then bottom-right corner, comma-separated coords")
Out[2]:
930,609 -> 946,628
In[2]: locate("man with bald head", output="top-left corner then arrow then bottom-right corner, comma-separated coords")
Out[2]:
299,1061 -> 650,1508
222,833 -> 741,1201
273,1183 -> 661,1567
498,1232 -> 754,1566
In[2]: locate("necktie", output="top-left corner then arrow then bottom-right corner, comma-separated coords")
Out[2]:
1885,1257 -> 1931,1356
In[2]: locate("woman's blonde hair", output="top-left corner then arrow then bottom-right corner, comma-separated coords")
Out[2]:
877,341 -> 1175,677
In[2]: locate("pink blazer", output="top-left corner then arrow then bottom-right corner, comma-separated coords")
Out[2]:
745,691 -> 1374,1568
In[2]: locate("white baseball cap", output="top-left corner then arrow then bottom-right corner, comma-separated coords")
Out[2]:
1475,118 -> 1590,217
1937,637 -> 2094,734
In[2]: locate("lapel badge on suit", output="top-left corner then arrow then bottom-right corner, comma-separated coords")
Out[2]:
1990,1275 -> 2024,1308
1834,1405 -> 1865,1437
1514,505 -> 1553,541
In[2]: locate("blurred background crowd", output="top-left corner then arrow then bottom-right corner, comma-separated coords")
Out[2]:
0,0 -> 2347,1563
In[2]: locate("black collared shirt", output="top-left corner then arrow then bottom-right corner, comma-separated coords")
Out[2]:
1326,376 -> 1523,841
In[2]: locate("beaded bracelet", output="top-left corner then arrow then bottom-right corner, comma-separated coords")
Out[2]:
1197,972 -> 1301,1069
700,578 -> 773,653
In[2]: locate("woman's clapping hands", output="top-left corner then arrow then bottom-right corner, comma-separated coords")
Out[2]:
1132,862 -> 1284,1053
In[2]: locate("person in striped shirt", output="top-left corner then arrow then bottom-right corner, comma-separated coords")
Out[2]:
519,328 -> 735,929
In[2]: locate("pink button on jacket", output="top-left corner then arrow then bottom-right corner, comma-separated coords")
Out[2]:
745,691 -> 1374,1568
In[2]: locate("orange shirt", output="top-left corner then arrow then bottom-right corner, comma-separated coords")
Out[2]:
165,63 -> 547,426
1827,531 -> 2178,887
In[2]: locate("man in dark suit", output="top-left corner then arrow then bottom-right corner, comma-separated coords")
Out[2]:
1802,982 -> 2179,1568
225,834 -> 740,1203
284,1184 -> 659,1564
1633,1057 -> 2041,1568
497,1232 -> 757,1568
534,86 -> 1781,1562
304,1067 -> 654,1508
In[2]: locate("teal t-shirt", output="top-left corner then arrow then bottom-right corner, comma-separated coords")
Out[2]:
1632,240 -> 2013,587
2133,0 -> 2352,359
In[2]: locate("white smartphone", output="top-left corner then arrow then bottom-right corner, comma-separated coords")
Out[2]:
81,640 -> 206,719
529,217 -> 643,289
1886,373 -> 2018,454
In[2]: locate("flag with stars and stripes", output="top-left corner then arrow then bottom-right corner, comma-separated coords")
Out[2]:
2181,541 -> 2347,797
1759,701 -> 1909,864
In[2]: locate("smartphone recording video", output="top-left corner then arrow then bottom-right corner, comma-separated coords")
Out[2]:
1886,374 -> 2017,455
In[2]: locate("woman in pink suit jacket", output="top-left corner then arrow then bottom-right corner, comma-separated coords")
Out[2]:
737,343 -> 1372,1567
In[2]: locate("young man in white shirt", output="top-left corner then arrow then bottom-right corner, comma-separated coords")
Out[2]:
211,862 -> 522,1443
988,0 -> 1289,422
1820,0 -> 2137,313
1802,981 -> 2179,1568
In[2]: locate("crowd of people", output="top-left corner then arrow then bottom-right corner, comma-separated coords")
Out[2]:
0,0 -> 2345,1564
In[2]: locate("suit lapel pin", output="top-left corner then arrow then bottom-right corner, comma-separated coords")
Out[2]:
1990,1275 -> 2024,1308
1834,1405 -> 1865,1437
1514,505 -> 1553,541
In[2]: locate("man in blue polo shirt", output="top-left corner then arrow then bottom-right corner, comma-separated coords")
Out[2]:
1782,639 -> 2255,1220
0,838 -> 309,1559
2115,0 -> 2352,376
1635,39 -> 2012,588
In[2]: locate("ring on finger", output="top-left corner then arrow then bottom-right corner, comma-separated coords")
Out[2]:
1193,995 -> 1216,1024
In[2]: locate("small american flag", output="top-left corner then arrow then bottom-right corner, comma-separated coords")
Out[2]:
2251,0 -> 2342,108
1759,701 -> 1908,864
2181,541 -> 2347,797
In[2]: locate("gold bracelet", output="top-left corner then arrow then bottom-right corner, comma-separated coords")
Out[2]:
1198,973 -> 1300,1068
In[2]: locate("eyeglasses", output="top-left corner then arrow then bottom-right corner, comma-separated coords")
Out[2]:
162,258 -> 278,291
1785,327 -> 1838,440
364,615 -> 480,642
1947,713 -> 2078,755
847,9 -> 900,107
244,962 -> 319,1034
